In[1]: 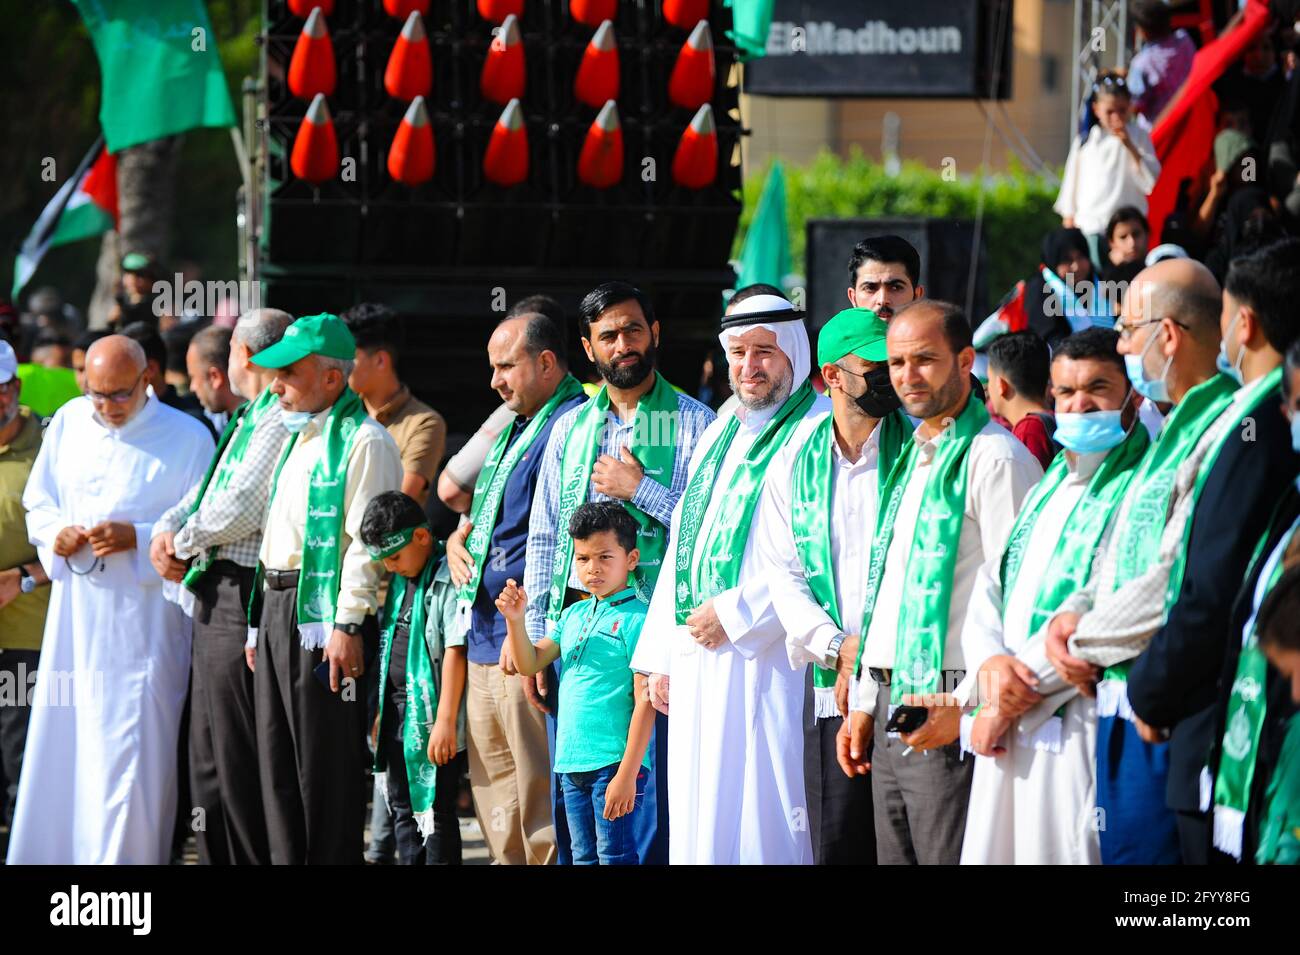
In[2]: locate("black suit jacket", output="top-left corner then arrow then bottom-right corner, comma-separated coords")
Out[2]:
1128,384 -> 1300,813
1204,486 -> 1300,862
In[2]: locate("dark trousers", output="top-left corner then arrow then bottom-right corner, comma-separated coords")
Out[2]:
254,584 -> 370,864
189,563 -> 269,865
0,648 -> 39,827
1177,810 -> 1210,865
803,669 -> 876,865
379,708 -> 465,865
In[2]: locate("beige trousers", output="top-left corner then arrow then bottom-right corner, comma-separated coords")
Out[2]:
466,661 -> 557,864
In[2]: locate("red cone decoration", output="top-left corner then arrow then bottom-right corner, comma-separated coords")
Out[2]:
573,20 -> 619,108
662,0 -> 709,30
478,0 -> 524,23
291,94 -> 340,183
484,98 -> 529,186
288,8 -> 336,100
388,96 -> 436,185
569,0 -> 616,27
289,0 -> 333,17
480,14 -> 525,105
577,100 -> 623,189
668,20 -> 714,110
383,0 -> 429,17
385,11 -> 432,100
671,103 -> 717,189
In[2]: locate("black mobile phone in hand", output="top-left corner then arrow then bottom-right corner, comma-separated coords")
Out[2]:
885,705 -> 928,735
313,659 -> 334,691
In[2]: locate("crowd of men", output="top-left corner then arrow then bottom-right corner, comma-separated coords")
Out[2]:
0,221 -> 1298,866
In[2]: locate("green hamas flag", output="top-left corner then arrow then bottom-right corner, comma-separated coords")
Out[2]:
734,162 -> 790,292
72,0 -> 237,153
726,0 -> 775,60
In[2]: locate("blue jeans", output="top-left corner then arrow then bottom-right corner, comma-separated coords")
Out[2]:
560,764 -> 645,865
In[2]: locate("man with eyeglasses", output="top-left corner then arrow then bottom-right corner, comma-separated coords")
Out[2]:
1023,258 -> 1234,864
8,335 -> 214,863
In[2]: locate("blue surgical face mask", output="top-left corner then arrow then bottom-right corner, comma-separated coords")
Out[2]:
281,409 -> 313,433
1217,309 -> 1245,384
1054,408 -> 1128,454
1125,328 -> 1171,403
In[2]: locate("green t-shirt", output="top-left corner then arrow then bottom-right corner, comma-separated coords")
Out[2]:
552,586 -> 649,775
0,410 -> 49,650
1257,713 -> 1300,865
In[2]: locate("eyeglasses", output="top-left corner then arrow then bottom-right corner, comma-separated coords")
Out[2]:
1112,316 -> 1188,341
87,371 -> 144,405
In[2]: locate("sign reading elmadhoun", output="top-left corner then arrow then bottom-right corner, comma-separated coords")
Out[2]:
744,0 -> 1014,99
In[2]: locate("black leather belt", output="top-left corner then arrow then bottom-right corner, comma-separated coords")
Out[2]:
869,667 -> 967,686
264,568 -> 300,591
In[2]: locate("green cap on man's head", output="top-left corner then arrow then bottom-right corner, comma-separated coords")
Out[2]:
249,313 -> 356,369
816,307 -> 889,367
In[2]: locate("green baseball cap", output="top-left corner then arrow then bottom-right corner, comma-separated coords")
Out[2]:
121,252 -> 158,274
250,312 -> 357,369
816,307 -> 889,367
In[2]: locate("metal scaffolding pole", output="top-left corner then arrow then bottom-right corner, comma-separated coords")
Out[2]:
1069,0 -> 1132,141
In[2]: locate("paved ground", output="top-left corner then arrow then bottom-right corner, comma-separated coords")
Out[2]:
1,786 -> 494,865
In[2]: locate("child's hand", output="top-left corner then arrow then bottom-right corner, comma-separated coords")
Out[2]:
495,578 -> 528,622
603,769 -> 638,821
428,717 -> 457,766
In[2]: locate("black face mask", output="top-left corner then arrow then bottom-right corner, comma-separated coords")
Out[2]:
851,365 -> 901,418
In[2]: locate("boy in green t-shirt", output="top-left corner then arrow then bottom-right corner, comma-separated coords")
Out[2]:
497,501 -> 654,865
360,491 -> 468,865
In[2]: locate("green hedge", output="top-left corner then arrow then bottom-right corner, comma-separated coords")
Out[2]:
734,148 -> 1062,312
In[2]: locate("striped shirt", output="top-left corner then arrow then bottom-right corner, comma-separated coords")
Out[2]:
153,400 -> 289,570
523,385 -> 715,643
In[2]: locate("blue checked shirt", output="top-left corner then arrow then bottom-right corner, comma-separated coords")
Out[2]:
523,385 -> 715,643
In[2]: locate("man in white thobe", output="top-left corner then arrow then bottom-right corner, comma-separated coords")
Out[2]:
957,329 -> 1148,864
632,290 -> 825,864
9,335 -> 214,864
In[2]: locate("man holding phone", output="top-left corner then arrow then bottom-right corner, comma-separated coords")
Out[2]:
841,301 -> 1042,865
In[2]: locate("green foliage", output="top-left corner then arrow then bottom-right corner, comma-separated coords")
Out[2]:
734,148 -> 1061,311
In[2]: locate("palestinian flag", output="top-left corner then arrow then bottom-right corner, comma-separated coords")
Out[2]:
12,138 -> 118,300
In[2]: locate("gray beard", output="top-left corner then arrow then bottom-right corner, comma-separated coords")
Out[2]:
733,369 -> 792,412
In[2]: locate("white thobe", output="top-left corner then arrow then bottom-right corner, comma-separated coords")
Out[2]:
848,420 -> 1044,715
757,411 -> 884,720
956,451 -> 1109,865
8,395 -> 214,864
631,394 -> 829,865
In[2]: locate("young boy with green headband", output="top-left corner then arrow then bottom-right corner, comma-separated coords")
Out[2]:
359,491 -> 467,864
496,501 -> 655,865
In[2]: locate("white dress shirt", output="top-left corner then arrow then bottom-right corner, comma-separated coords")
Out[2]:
258,405 -> 403,628
758,410 -> 884,671
850,418 -> 1044,714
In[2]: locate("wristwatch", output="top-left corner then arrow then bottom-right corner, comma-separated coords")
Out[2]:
825,631 -> 846,668
335,621 -> 363,637
17,565 -> 35,594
